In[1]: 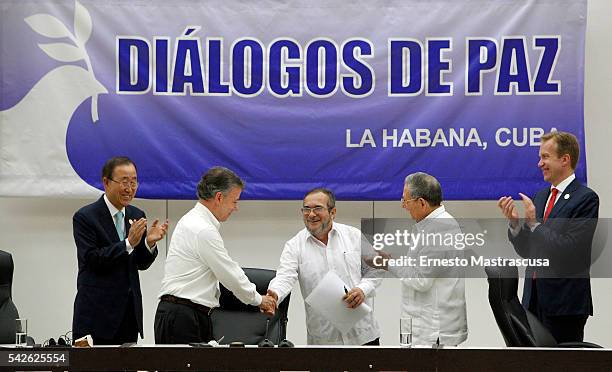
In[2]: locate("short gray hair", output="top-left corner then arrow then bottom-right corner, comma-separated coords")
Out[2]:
404,172 -> 442,207
197,166 -> 245,200
304,187 -> 336,209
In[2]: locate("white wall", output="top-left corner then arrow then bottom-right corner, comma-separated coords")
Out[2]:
1,0 -> 611,347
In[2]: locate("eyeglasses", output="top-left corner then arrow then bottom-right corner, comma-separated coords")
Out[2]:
301,206 -> 330,215
401,197 -> 419,206
109,178 -> 138,189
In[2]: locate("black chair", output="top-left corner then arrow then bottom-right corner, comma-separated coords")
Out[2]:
211,268 -> 290,345
0,250 -> 20,343
485,265 -> 601,348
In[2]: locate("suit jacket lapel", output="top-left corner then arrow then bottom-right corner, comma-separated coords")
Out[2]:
536,190 -> 548,221
124,207 -> 132,237
96,196 -> 121,242
546,178 -> 580,221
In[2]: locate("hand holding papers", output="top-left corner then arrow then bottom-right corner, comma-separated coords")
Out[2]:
304,271 -> 371,334
342,287 -> 366,309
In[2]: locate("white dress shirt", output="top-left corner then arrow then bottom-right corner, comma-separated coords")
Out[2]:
158,202 -> 262,308
390,205 -> 468,346
269,222 -> 381,345
543,173 -> 575,211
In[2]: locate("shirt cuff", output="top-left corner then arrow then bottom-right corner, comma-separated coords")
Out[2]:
125,239 -> 134,255
252,292 -> 263,307
145,239 -> 156,253
356,282 -> 374,297
509,222 -> 521,237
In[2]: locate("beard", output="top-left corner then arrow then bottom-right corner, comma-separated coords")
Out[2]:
306,218 -> 330,237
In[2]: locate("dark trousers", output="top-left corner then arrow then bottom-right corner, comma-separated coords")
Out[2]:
154,300 -> 212,344
529,279 -> 588,343
540,314 -> 588,343
92,294 -> 138,345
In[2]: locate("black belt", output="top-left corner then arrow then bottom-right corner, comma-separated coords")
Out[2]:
160,295 -> 214,315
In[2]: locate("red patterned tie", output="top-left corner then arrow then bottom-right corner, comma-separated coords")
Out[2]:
533,188 -> 558,280
543,188 -> 559,222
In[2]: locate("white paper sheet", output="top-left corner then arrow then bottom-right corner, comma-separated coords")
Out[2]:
304,271 -> 371,334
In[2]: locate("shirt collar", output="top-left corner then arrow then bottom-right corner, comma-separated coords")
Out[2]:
307,222 -> 337,245
552,173 -> 575,194
415,205 -> 445,230
195,202 -> 221,230
103,194 -> 125,219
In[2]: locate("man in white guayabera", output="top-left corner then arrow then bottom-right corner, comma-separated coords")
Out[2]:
267,188 -> 382,345
388,172 -> 468,346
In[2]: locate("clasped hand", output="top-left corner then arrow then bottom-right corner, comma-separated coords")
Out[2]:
259,289 -> 278,316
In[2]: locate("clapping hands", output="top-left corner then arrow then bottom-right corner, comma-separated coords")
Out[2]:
146,219 -> 169,247
498,193 -> 537,229
127,218 -> 147,246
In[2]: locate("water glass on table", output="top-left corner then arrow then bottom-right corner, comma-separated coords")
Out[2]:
400,317 -> 412,348
15,318 -> 28,346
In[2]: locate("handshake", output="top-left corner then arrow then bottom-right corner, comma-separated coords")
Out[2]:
259,289 -> 279,316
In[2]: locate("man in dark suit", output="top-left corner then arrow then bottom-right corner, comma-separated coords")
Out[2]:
498,131 -> 599,343
72,156 -> 168,345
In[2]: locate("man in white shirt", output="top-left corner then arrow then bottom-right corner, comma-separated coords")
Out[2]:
392,172 -> 468,346
154,167 -> 276,344
267,188 -> 382,345
498,131 -> 598,342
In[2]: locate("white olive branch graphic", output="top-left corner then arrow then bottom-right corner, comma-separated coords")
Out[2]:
25,0 -> 102,122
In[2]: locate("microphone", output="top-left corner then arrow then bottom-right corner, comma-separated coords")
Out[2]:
258,318 -> 274,347
278,317 -> 294,348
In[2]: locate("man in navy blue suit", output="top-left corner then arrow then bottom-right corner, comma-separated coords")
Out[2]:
72,156 -> 168,345
498,131 -> 599,343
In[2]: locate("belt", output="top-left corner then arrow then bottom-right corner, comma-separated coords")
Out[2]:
160,295 -> 214,315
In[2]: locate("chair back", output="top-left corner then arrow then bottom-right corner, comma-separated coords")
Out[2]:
211,268 -> 290,345
485,265 -> 537,346
486,265 -> 595,348
0,250 -> 19,343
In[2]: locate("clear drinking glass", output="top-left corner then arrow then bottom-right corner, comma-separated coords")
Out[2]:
400,317 -> 412,347
15,318 -> 27,346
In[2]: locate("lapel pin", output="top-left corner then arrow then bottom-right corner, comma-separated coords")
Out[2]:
564,194 -> 570,200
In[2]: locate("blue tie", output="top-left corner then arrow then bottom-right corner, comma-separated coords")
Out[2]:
114,211 -> 125,240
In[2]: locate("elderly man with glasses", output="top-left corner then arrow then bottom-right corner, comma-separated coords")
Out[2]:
72,156 -> 168,345
267,188 -> 382,345
394,172 -> 468,347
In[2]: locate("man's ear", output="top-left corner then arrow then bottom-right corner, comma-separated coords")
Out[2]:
561,153 -> 571,168
330,207 -> 337,220
102,177 -> 110,188
215,191 -> 223,203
